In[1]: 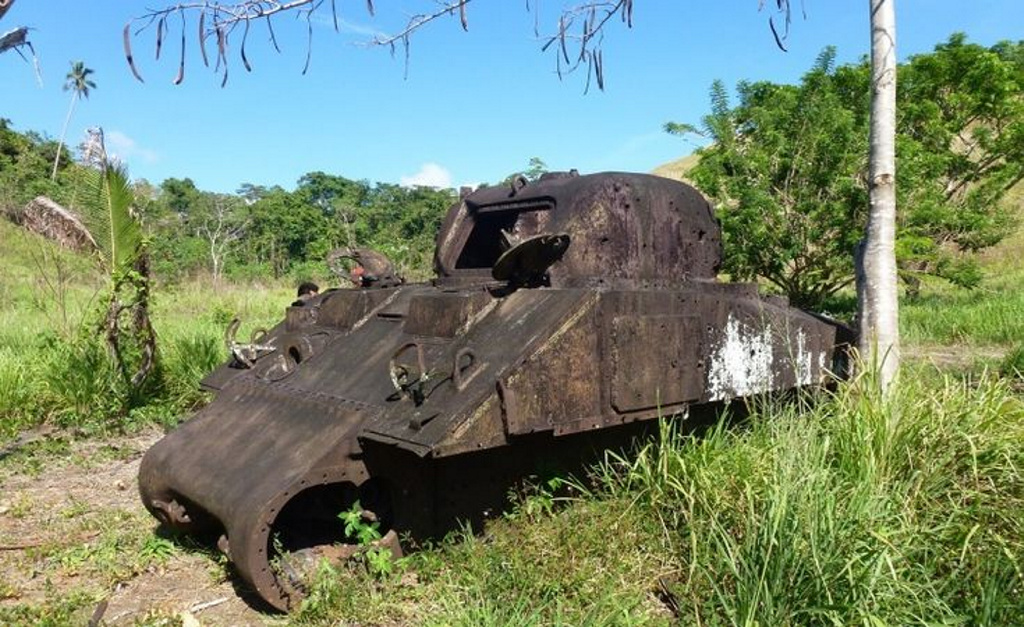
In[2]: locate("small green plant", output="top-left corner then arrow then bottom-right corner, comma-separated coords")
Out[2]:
139,535 -> 178,563
0,580 -> 17,601
505,475 -> 568,522
208,303 -> 235,327
338,499 -> 382,545
1000,343 -> 1024,380
337,500 -> 396,578
364,546 -> 395,578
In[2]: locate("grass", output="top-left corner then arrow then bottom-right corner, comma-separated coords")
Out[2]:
284,372 -> 1024,625
0,492 -> 183,625
0,220 -> 290,442
901,205 -> 1024,348
901,269 -> 1024,346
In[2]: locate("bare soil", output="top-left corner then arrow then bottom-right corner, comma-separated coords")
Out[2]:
0,429 -> 280,626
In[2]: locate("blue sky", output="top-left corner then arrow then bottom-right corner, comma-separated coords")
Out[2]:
1,1 -> 1019,193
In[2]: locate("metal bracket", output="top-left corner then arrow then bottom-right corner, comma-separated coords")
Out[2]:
225,318 -> 275,368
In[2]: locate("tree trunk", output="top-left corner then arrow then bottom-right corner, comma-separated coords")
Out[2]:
51,93 -> 78,181
857,0 -> 899,389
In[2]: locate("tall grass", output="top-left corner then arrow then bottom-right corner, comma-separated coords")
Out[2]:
902,212 -> 1024,347
601,373 -> 1024,624
286,372 -> 1023,625
0,221 -> 292,441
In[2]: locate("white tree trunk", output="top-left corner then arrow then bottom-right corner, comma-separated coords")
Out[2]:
51,93 -> 78,180
858,0 -> 899,389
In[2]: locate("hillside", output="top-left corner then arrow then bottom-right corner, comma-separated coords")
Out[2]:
650,153 -> 699,182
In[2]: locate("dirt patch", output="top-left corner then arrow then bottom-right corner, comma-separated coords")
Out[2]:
0,429 -> 280,626
903,344 -> 1006,370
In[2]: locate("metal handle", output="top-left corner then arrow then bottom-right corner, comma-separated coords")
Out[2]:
452,348 -> 478,392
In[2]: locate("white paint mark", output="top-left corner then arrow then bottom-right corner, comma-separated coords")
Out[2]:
707,314 -> 775,401
795,329 -> 813,386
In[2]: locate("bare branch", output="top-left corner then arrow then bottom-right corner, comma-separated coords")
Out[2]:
301,7 -> 313,75
124,1 -> 792,90
241,17 -> 252,72
368,1 -> 474,49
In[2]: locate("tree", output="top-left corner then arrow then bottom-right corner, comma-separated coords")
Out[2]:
51,61 -> 96,181
668,50 -> 869,309
70,131 -> 160,410
524,157 -> 549,182
0,118 -> 60,211
195,194 -> 247,283
860,0 -> 898,388
896,35 -> 1023,293
671,34 -> 1021,390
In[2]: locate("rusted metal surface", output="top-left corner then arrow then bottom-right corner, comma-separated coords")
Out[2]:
138,171 -> 853,611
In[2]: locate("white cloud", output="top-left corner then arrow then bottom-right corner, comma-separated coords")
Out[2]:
400,162 -> 452,189
105,130 -> 159,165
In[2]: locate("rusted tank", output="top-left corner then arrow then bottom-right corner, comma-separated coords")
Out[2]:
139,171 -> 852,610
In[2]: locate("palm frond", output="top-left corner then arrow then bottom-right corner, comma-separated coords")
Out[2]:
74,163 -> 142,274
103,164 -> 142,272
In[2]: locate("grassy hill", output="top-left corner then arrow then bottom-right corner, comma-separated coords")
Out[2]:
651,153 -> 699,182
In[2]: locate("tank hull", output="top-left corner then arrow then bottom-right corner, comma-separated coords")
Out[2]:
140,282 -> 849,610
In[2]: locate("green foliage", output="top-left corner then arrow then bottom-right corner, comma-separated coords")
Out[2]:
598,373 -> 1024,624
502,156 -> 550,184
67,161 -> 160,410
524,156 -> 549,182
0,590 -> 101,627
0,118 -> 61,212
901,270 -> 1024,345
672,49 -> 868,308
338,500 -> 383,545
896,34 -> 1023,286
3,118 -> 457,285
673,36 -> 1024,308
1000,343 -> 1024,380
77,162 -> 142,274
51,62 -> 97,179
336,500 -> 395,578
62,61 -> 96,100
41,332 -> 125,429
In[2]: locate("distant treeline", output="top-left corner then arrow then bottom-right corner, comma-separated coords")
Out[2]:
0,118 -> 458,284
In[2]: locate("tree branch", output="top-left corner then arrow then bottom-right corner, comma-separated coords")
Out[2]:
127,1 -> 792,91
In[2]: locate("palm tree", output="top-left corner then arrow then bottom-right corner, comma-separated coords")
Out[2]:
50,60 -> 96,180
